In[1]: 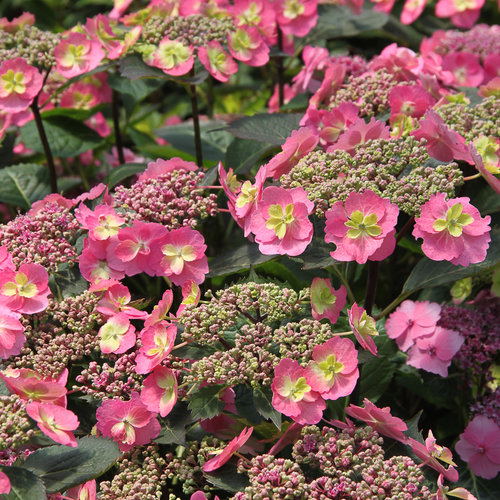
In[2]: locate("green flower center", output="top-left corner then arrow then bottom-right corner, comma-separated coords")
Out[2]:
266,203 -> 295,239
284,0 -> 305,18
433,203 -> 473,237
2,69 -> 26,94
317,354 -> 344,383
345,211 -> 382,239
281,376 -> 311,402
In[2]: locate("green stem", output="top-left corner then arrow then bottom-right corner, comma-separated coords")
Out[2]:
364,261 -> 379,316
329,264 -> 355,303
375,291 -> 412,320
188,68 -> 203,167
112,89 -> 125,165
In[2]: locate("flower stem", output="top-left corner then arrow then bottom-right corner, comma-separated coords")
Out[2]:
364,261 -> 379,316
276,27 -> 285,109
329,264 -> 356,303
463,173 -> 481,181
31,96 -> 58,193
112,89 -> 126,165
189,68 -> 203,167
395,216 -> 415,244
375,290 -> 412,320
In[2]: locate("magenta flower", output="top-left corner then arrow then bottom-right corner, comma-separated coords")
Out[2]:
153,38 -> 194,76
198,41 -> 238,82
0,306 -> 26,360
66,480 -> 96,500
150,227 -> 208,286
310,278 -> 346,324
316,103 -> 359,146
442,52 -> 484,88
75,203 -> 125,241
271,358 -> 325,425
203,426 -> 253,473
140,366 -> 177,417
400,0 -> 426,24
26,402 -> 79,447
455,415 -> 500,480
135,322 -> 177,374
79,238 -> 125,283
96,392 -> 161,452
348,303 -> 379,356
0,263 -> 50,314
54,32 -> 105,78
346,398 -> 408,443
306,337 -> 359,400
0,472 -> 10,495
96,282 -> 148,320
406,326 -> 464,377
388,84 -> 435,120
385,300 -> 441,352
98,313 -> 136,354
324,190 -> 399,264
249,186 -> 314,256
412,193 -> 491,267
228,26 -> 269,67
435,0 -> 484,29
0,57 -> 43,112
275,0 -> 318,38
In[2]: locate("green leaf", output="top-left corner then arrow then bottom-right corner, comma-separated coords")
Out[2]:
207,243 -> 276,278
404,410 -> 424,443
204,462 -> 250,493
253,386 -> 281,429
21,116 -> 104,157
106,163 -> 146,188
403,230 -> 500,294
0,467 -> 46,500
234,385 -> 263,425
40,107 -> 100,121
359,356 -> 395,403
22,436 -> 121,494
49,262 -> 88,299
108,73 -> 164,102
225,138 -> 276,174
188,384 -> 226,420
298,238 -> 334,270
224,113 -> 303,145
154,403 -> 192,446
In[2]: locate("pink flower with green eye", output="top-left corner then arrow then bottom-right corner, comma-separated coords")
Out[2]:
153,38 -> 194,76
140,366 -> 177,417
96,282 -> 148,320
0,263 -> 50,314
26,402 -> 79,447
271,358 -> 325,425
275,0 -> 318,38
310,278 -> 346,324
0,57 -> 43,113
305,337 -> 359,400
413,193 -> 491,267
75,203 -> 125,241
228,26 -> 269,67
348,303 -> 379,356
473,136 -> 500,175
135,322 -> 177,374
0,471 -> 10,495
324,190 -> 399,264
54,32 -> 105,78
435,0 -> 484,29
177,280 -> 201,316
198,41 -> 238,83
79,238 -> 125,284
249,186 -> 314,256
98,313 -> 136,354
145,290 -> 174,328
0,306 -> 26,360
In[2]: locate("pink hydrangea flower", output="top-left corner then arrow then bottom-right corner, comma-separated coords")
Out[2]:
345,398 -> 408,443
145,290 -> 174,328
473,136 -> 500,175
310,278 -> 346,324
96,282 -> 148,320
268,83 -> 296,113
198,41 -> 238,82
324,190 -> 399,264
135,322 -> 177,374
435,0 -> 484,29
54,32 -> 105,78
442,52 -> 484,88
306,337 -> 359,400
389,84 -> 435,121
385,300 -> 442,351
309,63 -> 346,109
84,14 -> 132,60
79,238 -> 126,283
228,26 -> 269,67
0,472 -> 10,495
0,263 -> 50,314
435,474 -> 476,500
0,57 -> 43,112
138,157 -> 197,182
0,306 -> 26,360
400,0 -> 426,24
266,127 -> 319,180
98,313 -> 136,354
150,227 -> 209,286
348,303 -> 379,356
230,0 -> 276,43
275,0 -> 318,38
271,358 -> 326,425
471,143 -> 500,195
26,402 -> 79,447
249,186 -> 314,256
96,392 -> 161,452
310,103 -> 359,146
407,326 -> 464,377
140,366 -> 177,417
177,280 -> 201,316
292,45 -> 330,93
203,427 -> 254,472
412,193 -> 491,266
0,12 -> 35,32
455,415 -> 500,480
153,38 -> 194,76
66,480 -> 96,500
75,203 -> 125,241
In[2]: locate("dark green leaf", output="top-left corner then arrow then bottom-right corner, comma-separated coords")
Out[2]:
234,385 -> 263,425
280,93 -> 310,112
204,462 -> 250,493
359,357 -> 395,403
58,177 -> 82,194
21,116 -> 104,157
403,230 -> 500,293
298,238 -> 334,270
253,386 -> 281,429
23,436 -> 121,494
108,73 -> 164,102
0,467 -> 46,500
40,107 -> 100,121
404,410 -> 424,443
225,138 -> 276,174
188,384 -> 226,420
173,342 -> 217,360
49,262 -> 88,299
154,403 -> 191,446
224,113 -> 303,145
107,163 -> 146,188
207,243 -> 276,278
200,165 -> 218,186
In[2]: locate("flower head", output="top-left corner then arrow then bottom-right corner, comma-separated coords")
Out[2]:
348,303 -> 378,356
153,38 -> 194,76
228,26 -> 269,67
135,322 -> 177,374
98,313 -> 136,354
140,366 -> 177,417
203,427 -> 254,472
0,307 -> 25,360
310,278 -> 346,324
198,41 -> 238,82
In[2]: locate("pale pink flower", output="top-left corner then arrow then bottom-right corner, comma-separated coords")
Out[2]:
75,203 -> 125,241
84,14 -> 130,60
401,0 -> 427,25
138,157 -> 197,182
249,186 -> 314,256
435,0 -> 484,29
54,32 -> 105,78
275,0 -> 318,38
442,52 -> 484,88
145,290 -> 174,328
0,12 -> 35,32
26,402 -> 79,447
324,190 -> 399,264
140,366 -> 177,417
0,306 -> 26,360
150,227 -> 209,286
412,193 -> 491,266
310,278 -> 346,324
228,26 -> 269,67
385,300 -> 441,351
153,38 -> 194,76
96,282 -> 148,320
98,313 -> 136,354
230,0 -> 276,43
0,263 -> 50,314
0,58 -> 43,112
389,84 -> 435,120
483,54 -> 500,83
471,143 -> 500,195
455,415 -> 500,480
96,392 -> 161,451
203,427 -> 253,472
0,472 -> 10,495
177,280 -> 201,316
407,326 -> 464,377
79,238 -> 125,283
345,398 -> 408,443
348,303 -> 379,356
306,337 -> 359,400
198,41 -> 238,82
66,480 -> 97,500
266,127 -> 319,180
271,358 -> 325,425
135,322 -> 177,374
60,82 -> 101,110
